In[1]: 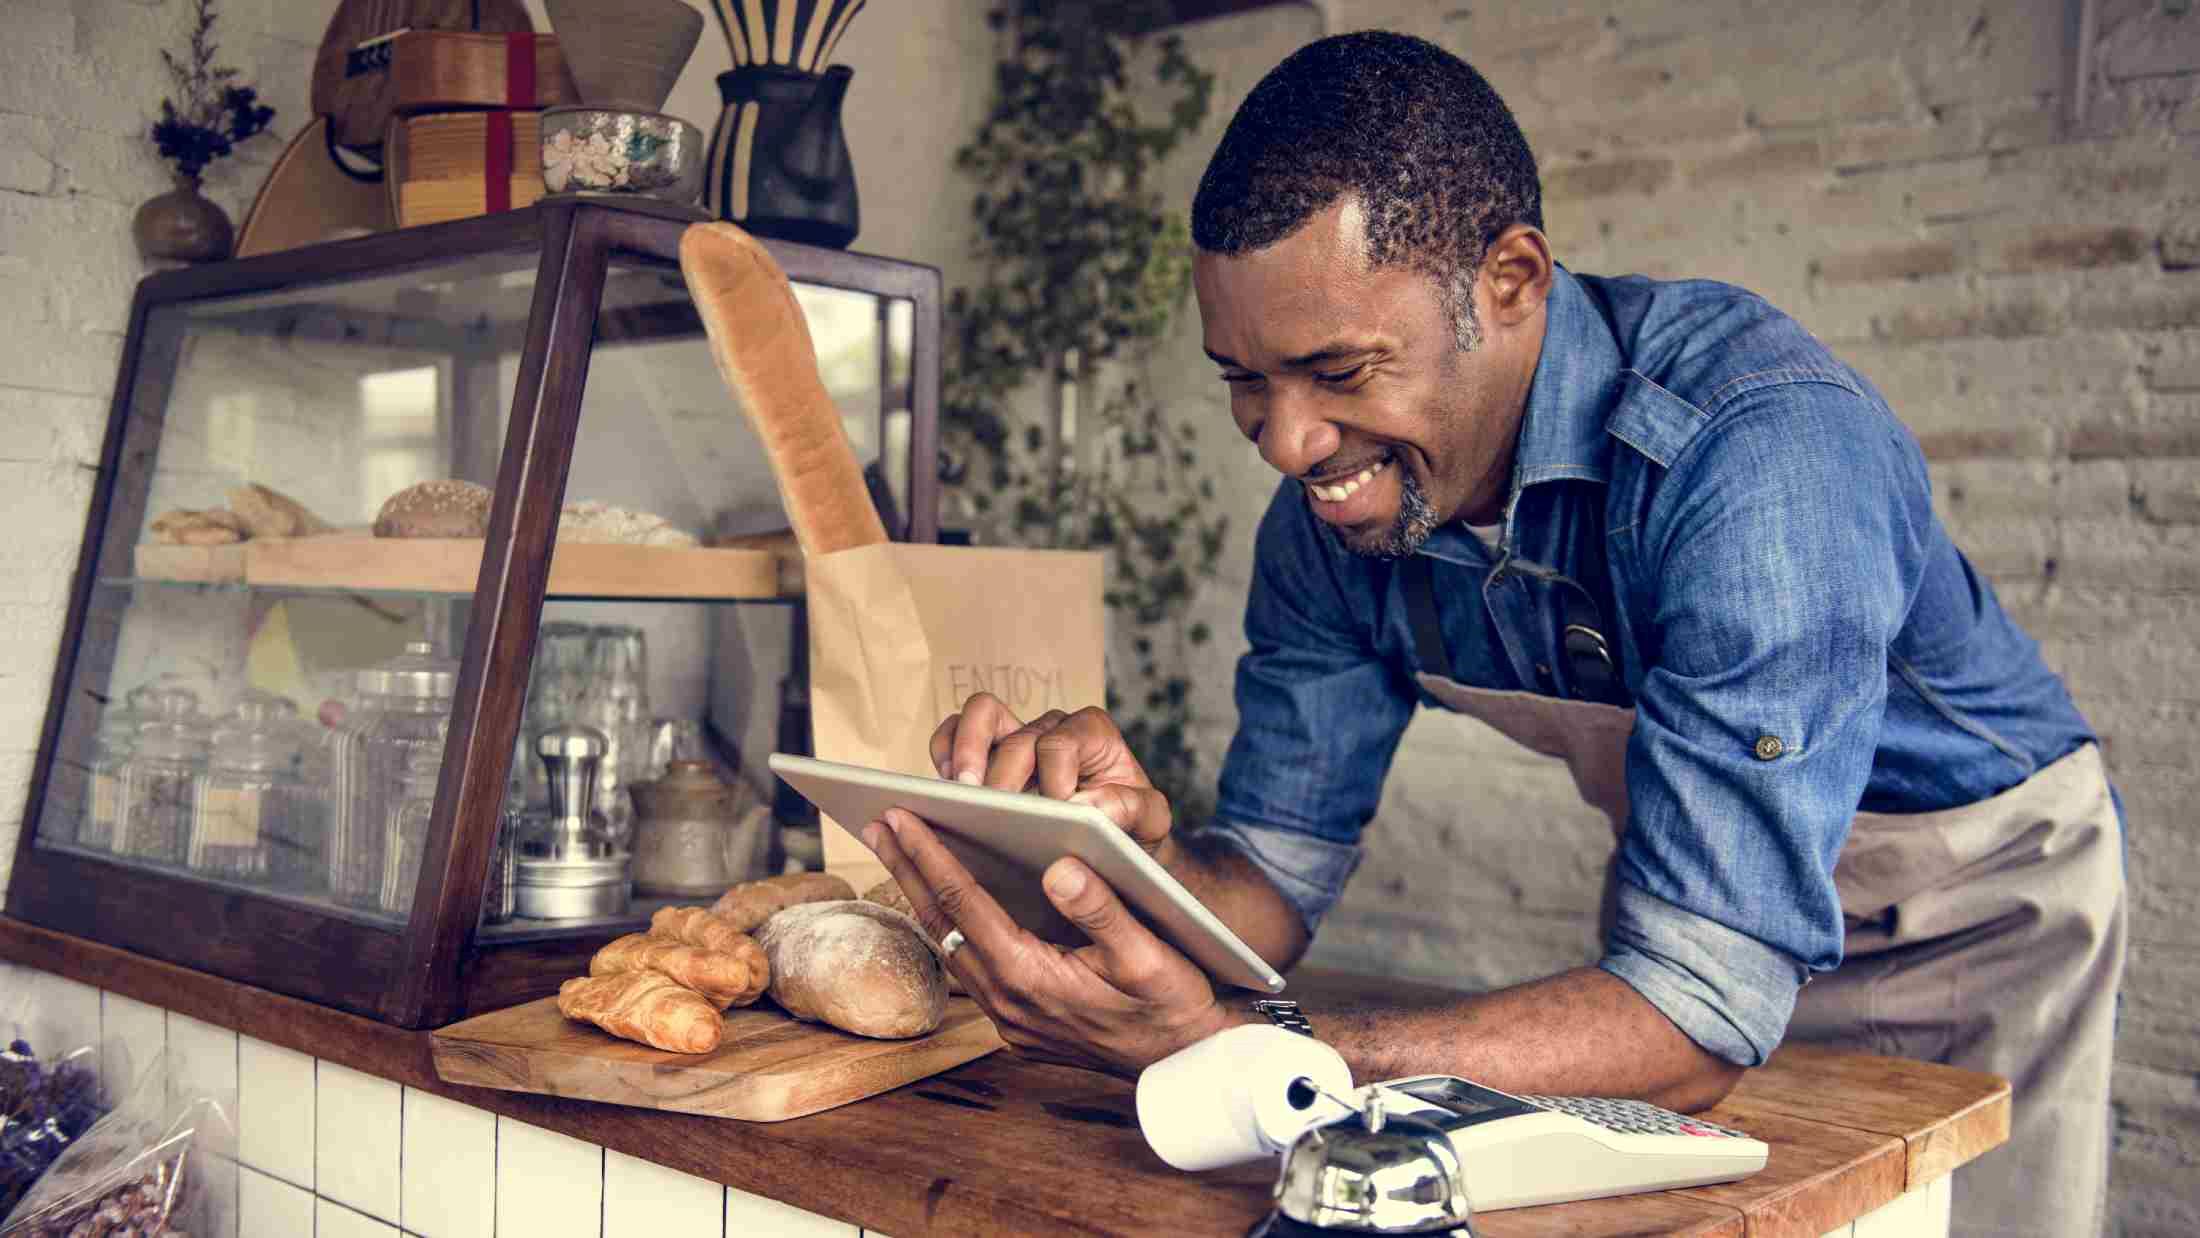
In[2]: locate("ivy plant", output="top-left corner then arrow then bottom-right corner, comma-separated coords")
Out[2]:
942,0 -> 1226,823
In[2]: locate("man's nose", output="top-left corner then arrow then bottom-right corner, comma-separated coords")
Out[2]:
1257,391 -> 1341,479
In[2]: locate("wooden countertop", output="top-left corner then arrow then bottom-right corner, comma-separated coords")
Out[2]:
0,916 -> 2008,1236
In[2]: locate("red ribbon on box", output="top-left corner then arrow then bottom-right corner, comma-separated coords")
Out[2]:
484,111 -> 514,213
504,32 -> 536,107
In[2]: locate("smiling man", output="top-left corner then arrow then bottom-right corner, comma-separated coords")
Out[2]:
860,31 -> 2124,1238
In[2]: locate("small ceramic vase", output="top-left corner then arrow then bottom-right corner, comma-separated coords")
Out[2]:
627,759 -> 772,897
133,173 -> 234,263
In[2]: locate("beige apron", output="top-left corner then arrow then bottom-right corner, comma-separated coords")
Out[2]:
1415,675 -> 2127,1238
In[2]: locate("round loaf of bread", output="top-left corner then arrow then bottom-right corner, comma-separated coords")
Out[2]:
374,479 -> 492,538
755,900 -> 947,1039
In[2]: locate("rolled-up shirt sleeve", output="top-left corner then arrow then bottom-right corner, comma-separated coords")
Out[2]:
1602,379 -> 1930,1066
1207,484 -> 1417,935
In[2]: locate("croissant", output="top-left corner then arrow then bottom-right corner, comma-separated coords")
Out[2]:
557,971 -> 722,1054
589,932 -> 768,1009
649,905 -> 752,953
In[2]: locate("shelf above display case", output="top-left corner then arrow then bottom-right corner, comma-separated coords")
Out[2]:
129,532 -> 800,599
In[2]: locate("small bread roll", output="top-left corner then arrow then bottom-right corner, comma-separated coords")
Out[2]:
149,508 -> 247,545
756,900 -> 946,1039
373,479 -> 492,538
710,871 -> 855,933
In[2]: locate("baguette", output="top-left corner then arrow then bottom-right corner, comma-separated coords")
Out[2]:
557,971 -> 722,1054
756,901 -> 946,1039
588,931 -> 768,1009
677,222 -> 888,556
710,871 -> 856,933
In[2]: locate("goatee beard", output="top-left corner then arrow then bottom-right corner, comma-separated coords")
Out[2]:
1341,465 -> 1440,560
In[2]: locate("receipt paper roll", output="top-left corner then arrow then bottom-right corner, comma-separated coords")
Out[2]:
1135,1023 -> 1355,1171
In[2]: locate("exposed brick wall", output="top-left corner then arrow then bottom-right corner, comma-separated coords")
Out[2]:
1153,3 -> 2199,1232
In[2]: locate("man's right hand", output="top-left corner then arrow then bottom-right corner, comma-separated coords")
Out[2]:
928,692 -> 1177,860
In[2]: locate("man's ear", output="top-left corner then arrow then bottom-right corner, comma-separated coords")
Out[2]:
1481,224 -> 1554,328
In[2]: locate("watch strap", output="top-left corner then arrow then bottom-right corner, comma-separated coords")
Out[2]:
1253,998 -> 1314,1037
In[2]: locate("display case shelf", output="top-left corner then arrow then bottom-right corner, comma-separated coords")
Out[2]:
8,201 -> 940,1027
129,532 -> 799,599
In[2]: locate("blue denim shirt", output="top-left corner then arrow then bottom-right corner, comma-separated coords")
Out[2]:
1201,266 -> 2095,1067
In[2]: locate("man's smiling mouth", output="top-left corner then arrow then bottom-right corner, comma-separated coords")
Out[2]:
1305,453 -> 1392,503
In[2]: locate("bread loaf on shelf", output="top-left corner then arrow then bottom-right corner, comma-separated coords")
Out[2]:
710,871 -> 856,933
755,900 -> 947,1039
374,479 -> 492,538
556,971 -> 722,1054
588,931 -> 768,1009
227,482 -> 335,538
149,509 -> 247,546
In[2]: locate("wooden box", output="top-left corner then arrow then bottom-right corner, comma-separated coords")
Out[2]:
388,111 -> 545,227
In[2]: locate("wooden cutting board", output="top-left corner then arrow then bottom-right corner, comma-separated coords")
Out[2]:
431,995 -> 1006,1122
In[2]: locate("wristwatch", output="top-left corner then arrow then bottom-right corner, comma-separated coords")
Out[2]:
1252,998 -> 1314,1037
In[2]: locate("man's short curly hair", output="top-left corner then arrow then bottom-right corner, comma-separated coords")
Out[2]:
1191,32 -> 1542,349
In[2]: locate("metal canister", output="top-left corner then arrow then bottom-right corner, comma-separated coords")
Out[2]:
512,725 -> 632,920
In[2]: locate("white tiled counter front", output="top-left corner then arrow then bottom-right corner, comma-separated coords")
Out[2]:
0,959 -> 881,1238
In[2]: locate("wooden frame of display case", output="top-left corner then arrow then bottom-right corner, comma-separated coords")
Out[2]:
5,201 -> 941,1028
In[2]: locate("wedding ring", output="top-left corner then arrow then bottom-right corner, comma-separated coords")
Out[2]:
939,928 -> 966,959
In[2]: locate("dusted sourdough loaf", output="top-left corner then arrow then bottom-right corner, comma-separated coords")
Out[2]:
373,479 -> 492,538
755,900 -> 947,1039
862,877 -> 963,994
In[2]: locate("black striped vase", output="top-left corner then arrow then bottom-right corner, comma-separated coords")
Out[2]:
703,0 -> 864,245
703,64 -> 858,248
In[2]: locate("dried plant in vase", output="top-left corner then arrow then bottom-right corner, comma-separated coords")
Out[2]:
134,0 -> 276,263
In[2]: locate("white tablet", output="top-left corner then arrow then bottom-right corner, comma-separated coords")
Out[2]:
767,753 -> 1287,994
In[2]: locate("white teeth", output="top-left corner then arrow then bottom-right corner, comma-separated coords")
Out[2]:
1309,457 -> 1388,503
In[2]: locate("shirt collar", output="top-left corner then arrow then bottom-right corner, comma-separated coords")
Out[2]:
1508,264 -> 1626,496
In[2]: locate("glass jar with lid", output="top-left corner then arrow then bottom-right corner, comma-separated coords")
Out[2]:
80,684 -> 157,852
116,686 -> 210,866
577,625 -> 650,845
189,691 -> 303,882
332,641 -> 456,911
380,716 -> 451,914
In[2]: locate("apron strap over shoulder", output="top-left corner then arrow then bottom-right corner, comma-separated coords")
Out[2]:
1401,553 -> 1456,683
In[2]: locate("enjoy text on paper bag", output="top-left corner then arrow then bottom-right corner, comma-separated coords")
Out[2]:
939,662 -> 1071,719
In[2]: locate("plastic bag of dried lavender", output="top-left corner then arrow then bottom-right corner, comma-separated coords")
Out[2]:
0,1027 -> 106,1219
0,1050 -> 232,1238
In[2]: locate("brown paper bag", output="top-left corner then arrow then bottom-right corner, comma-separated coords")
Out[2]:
805,542 -> 1107,896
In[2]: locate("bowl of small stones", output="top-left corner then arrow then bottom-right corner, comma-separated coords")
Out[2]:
540,108 -> 706,205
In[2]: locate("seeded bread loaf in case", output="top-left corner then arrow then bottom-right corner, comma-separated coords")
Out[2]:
374,479 -> 493,538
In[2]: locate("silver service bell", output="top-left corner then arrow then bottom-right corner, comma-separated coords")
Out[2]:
1248,1088 -> 1477,1237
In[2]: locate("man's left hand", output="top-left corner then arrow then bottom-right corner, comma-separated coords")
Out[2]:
860,807 -> 1241,1077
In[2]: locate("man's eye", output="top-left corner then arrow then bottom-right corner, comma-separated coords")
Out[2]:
1221,371 -> 1261,386
1314,366 -> 1364,384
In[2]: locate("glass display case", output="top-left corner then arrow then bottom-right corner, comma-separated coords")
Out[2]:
4,201 -> 939,1027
